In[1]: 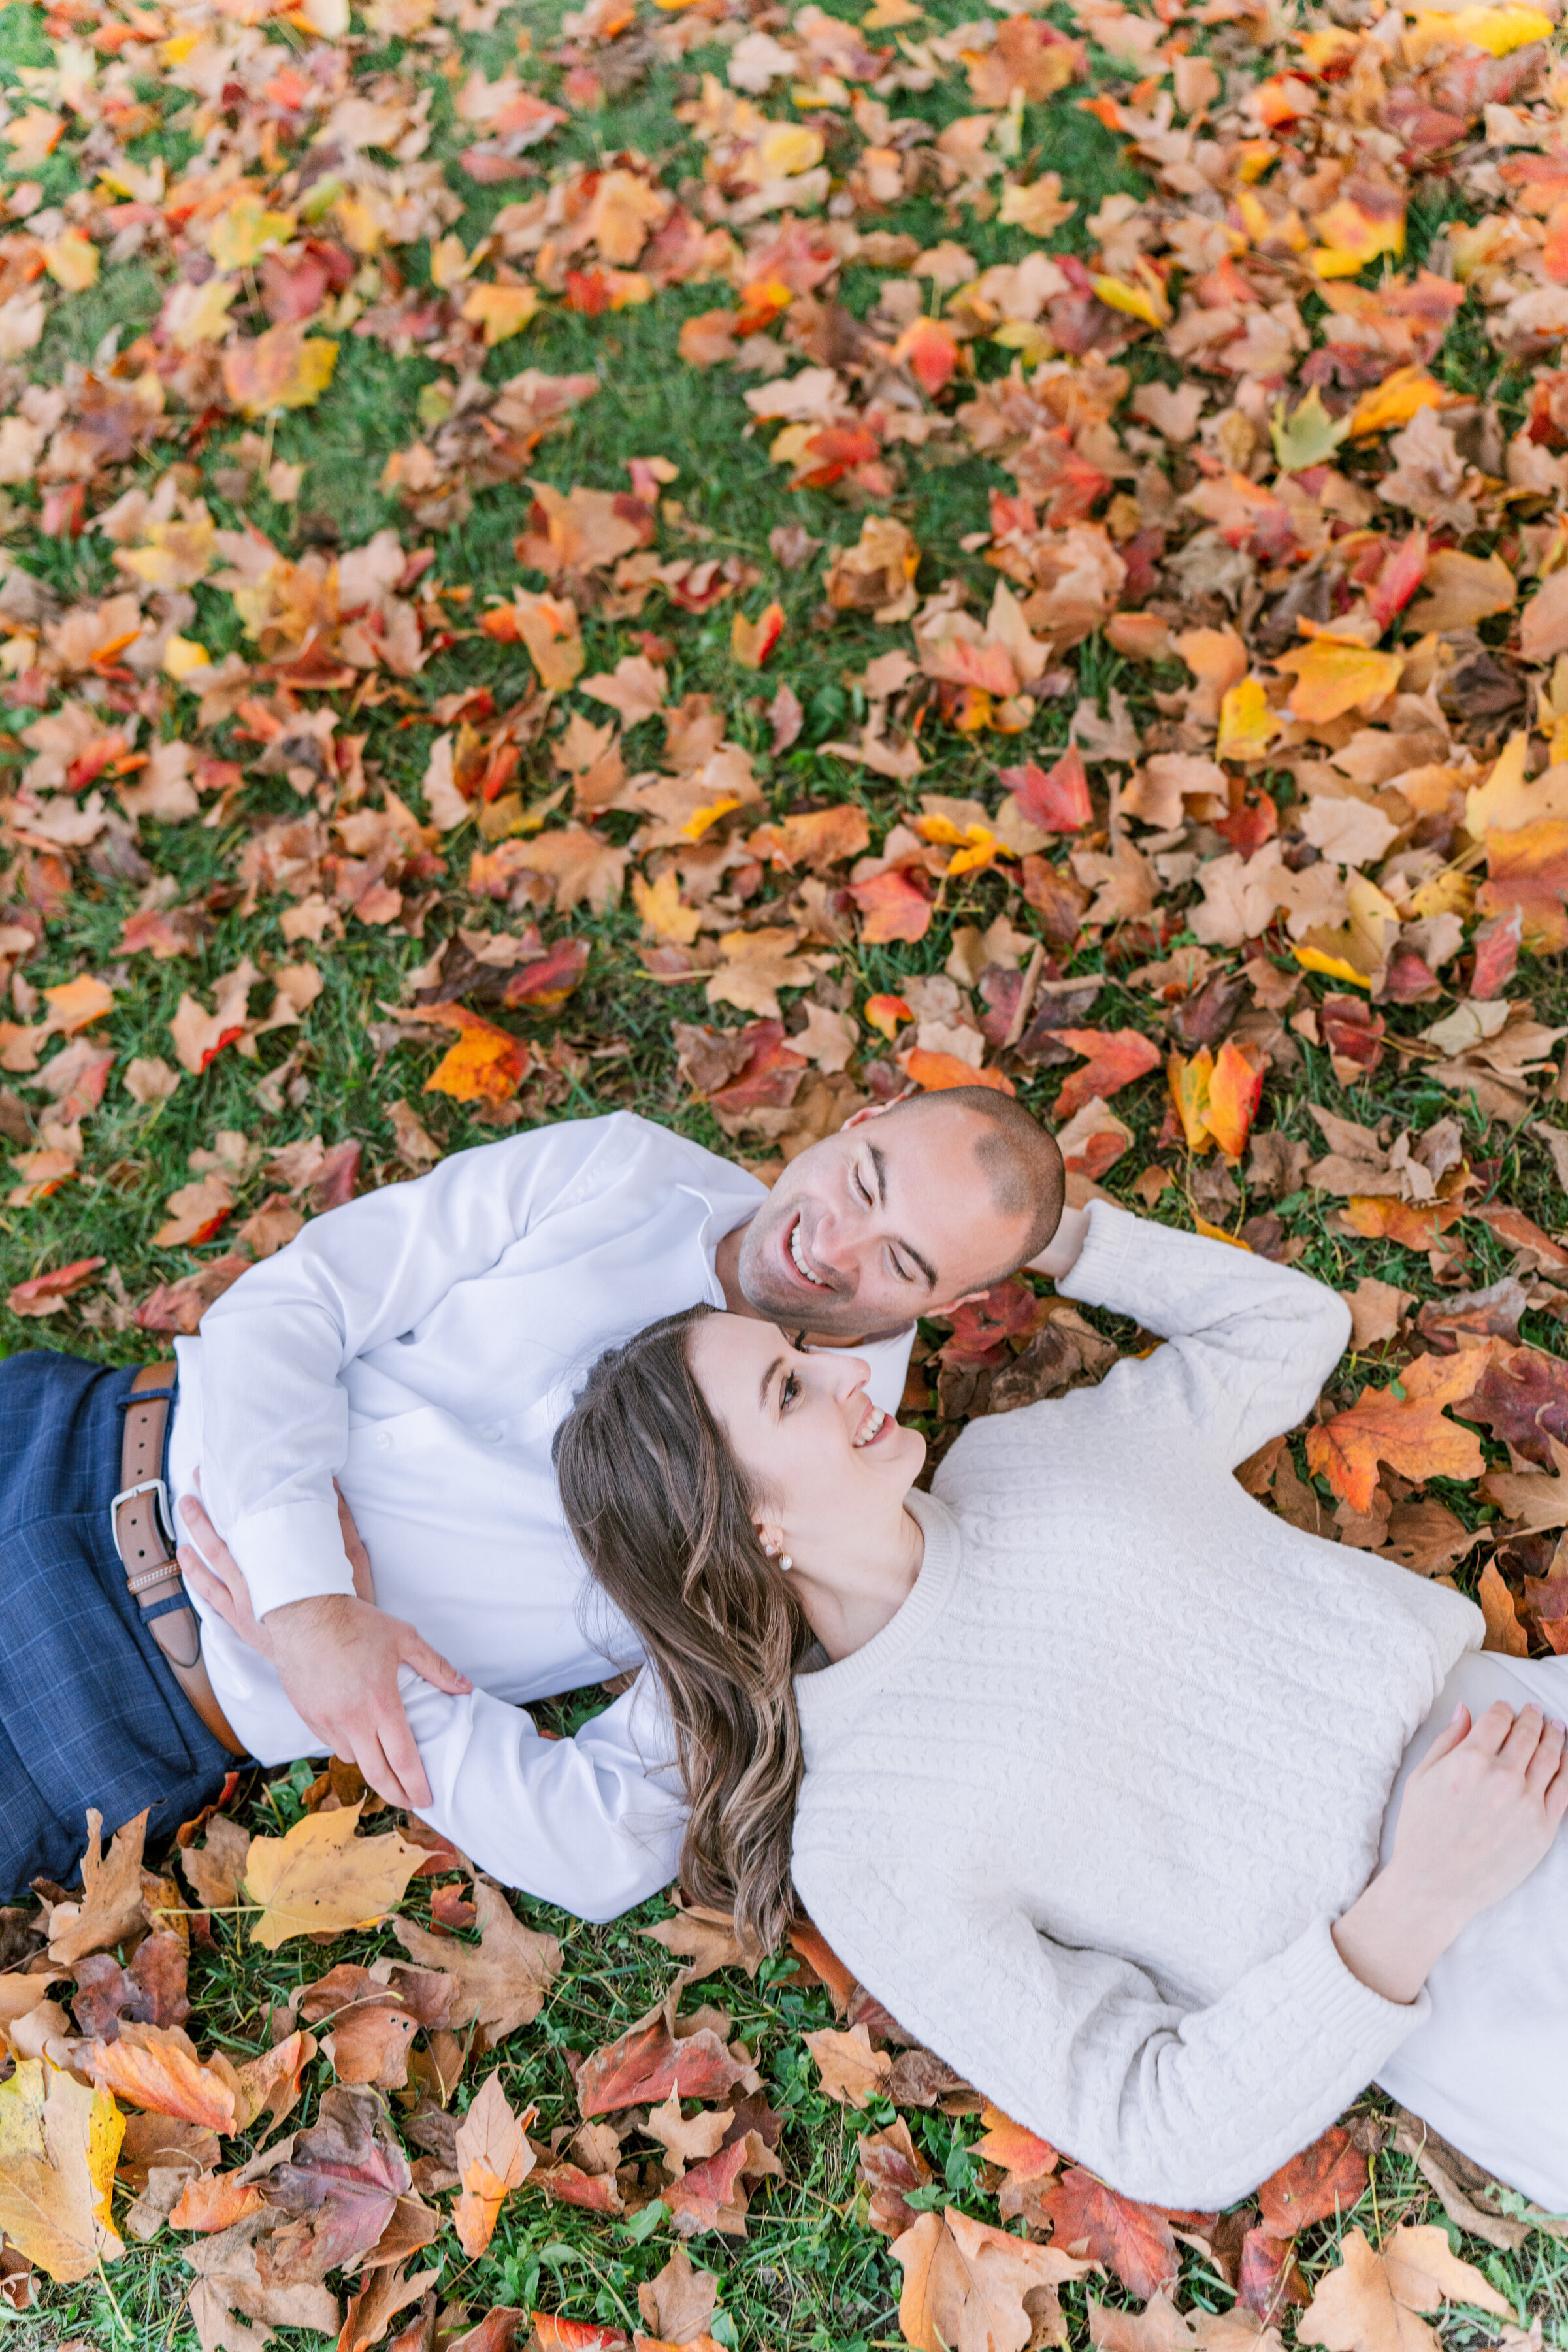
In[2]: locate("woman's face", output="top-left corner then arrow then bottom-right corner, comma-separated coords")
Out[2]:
687,1314 -> 924,1563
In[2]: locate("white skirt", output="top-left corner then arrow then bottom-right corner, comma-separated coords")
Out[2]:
1374,1648 -> 1568,2215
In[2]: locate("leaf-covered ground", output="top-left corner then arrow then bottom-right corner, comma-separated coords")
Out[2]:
3,0 -> 1568,2334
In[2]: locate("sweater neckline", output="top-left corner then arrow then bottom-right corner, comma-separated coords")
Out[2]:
793,1487 -> 962,1725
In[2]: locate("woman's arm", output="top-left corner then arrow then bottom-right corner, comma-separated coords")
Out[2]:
796,1698 -> 1568,2210
1038,1200 -> 1351,1470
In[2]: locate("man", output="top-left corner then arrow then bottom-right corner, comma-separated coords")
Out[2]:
176,1090 -> 1064,1918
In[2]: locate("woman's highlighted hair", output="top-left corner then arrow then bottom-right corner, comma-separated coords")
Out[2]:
554,1303 -> 810,1953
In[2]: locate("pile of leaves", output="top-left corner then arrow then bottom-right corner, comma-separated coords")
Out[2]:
3,0 -> 1568,2326
0,1791 -> 1554,2352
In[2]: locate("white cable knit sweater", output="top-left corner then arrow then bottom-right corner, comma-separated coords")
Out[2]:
790,1203 -> 1484,2209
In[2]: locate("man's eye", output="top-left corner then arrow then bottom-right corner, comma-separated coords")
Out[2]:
853,1167 -> 874,1207
889,1254 -> 912,1284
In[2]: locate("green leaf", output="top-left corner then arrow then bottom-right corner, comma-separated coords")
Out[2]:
1271,385 -> 1350,473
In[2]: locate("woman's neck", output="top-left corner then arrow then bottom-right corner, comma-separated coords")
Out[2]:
792,1502 -> 926,1663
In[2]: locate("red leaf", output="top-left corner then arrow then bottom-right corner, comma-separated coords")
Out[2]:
1256,2125 -> 1369,2236
532,2320 -> 629,2352
1367,527 -> 1428,632
310,1141 -> 362,1214
1237,2225 -> 1311,2321
1052,1029 -> 1162,1121
8,1256 -> 104,1316
1002,747 -> 1092,834
574,2003 -> 749,2117
849,870 -> 934,945
1038,2168 -> 1181,2300
939,1277 -> 1049,1367
502,938 -> 591,1012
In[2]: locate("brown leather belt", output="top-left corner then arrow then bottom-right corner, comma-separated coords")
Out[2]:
112,1363 -> 246,1758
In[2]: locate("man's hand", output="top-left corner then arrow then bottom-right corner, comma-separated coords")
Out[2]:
176,1487 -> 472,1810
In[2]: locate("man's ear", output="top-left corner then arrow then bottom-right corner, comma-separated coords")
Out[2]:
930,1285 -> 994,1316
840,1090 -> 915,1132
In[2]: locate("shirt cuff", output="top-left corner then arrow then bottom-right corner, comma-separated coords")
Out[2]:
225,1500 -> 357,1618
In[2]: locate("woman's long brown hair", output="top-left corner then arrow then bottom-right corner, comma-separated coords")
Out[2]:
554,1303 -> 811,1952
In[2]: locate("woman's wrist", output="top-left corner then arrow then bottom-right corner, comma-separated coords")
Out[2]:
1028,1202 -> 1092,1281
1331,1858 -> 1468,2006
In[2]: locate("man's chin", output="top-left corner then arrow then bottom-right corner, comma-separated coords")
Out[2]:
737,1234 -> 908,1341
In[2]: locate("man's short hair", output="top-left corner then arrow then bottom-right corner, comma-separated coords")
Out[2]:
889,1086 -> 1065,1272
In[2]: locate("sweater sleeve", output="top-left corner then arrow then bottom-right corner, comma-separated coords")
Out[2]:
1052,1201 -> 1351,1469
791,1847 -> 1424,2210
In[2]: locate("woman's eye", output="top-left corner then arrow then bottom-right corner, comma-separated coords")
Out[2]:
781,1370 -> 801,1411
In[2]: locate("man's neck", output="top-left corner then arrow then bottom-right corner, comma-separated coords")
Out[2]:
713,1221 -> 902,1353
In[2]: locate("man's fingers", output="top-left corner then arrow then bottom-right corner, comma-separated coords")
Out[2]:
177,1489 -> 225,1560
359,1727 -> 425,1812
399,1633 -> 472,1697
178,1545 -> 237,1626
377,1712 -> 433,1812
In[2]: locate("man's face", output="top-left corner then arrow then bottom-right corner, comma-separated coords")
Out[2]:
733,1102 -> 1034,1340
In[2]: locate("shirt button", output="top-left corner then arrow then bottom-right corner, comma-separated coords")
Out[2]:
482,1425 -> 502,1443
374,1431 -> 391,1450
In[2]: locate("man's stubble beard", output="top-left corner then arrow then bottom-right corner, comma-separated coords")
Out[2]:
734,1213 -> 914,1345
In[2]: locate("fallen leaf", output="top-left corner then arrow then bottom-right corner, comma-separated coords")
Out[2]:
453,2074 -> 536,2258
893,2202 -> 1095,2352
392,1878 -> 560,2047
1296,2224 -> 1509,2352
0,2059 -> 124,2284
243,1803 -> 427,1951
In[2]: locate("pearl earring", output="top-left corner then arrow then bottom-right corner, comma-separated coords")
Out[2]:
779,1554 -> 793,1573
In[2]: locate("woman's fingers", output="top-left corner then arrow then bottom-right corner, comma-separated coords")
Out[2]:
1524,1716 -> 1567,1793
1465,1699 -> 1518,1757
1498,1703 -> 1546,1771
1410,1703 -> 1471,1779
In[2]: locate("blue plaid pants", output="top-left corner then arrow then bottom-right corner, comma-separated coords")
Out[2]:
0,1348 -> 235,1898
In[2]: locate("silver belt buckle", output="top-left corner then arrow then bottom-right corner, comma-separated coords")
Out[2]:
111,1476 -> 176,1560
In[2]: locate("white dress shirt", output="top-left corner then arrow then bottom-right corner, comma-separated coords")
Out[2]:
165,1112 -> 915,1919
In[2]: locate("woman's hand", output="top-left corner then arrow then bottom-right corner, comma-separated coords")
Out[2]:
176,1480 -> 472,1810
1333,1699 -> 1568,2004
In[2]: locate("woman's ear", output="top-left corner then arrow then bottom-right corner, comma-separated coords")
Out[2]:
755,1519 -> 786,1562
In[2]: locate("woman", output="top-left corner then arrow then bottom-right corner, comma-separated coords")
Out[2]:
555,1194 -> 1568,2213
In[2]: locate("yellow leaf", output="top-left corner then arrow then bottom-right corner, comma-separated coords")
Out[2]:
207,194 -> 297,272
1309,196 -> 1405,279
1413,1 -> 1550,52
759,122 -> 824,176
223,326 -> 338,418
1089,264 -> 1170,328
1215,676 -> 1282,762
1192,1213 -> 1252,1250
42,232 -> 98,291
429,233 -> 476,289
632,868 -> 701,944
242,1801 -> 427,1950
461,284 -> 540,344
0,2060 -> 124,2285
1294,874 -> 1401,990
1279,636 -> 1403,723
164,634 -> 212,681
43,975 -> 114,1034
1348,365 -> 1446,438
681,794 -> 742,841
1465,730 -> 1568,835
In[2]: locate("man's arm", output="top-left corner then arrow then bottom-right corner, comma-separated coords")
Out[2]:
176,1497 -> 683,1915
196,1117 -> 623,1617
189,1117 -> 626,1804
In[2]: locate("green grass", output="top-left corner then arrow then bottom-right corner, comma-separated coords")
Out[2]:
3,0 -> 1568,2339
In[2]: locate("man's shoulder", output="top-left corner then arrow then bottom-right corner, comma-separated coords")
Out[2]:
572,1111 -> 767,1203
